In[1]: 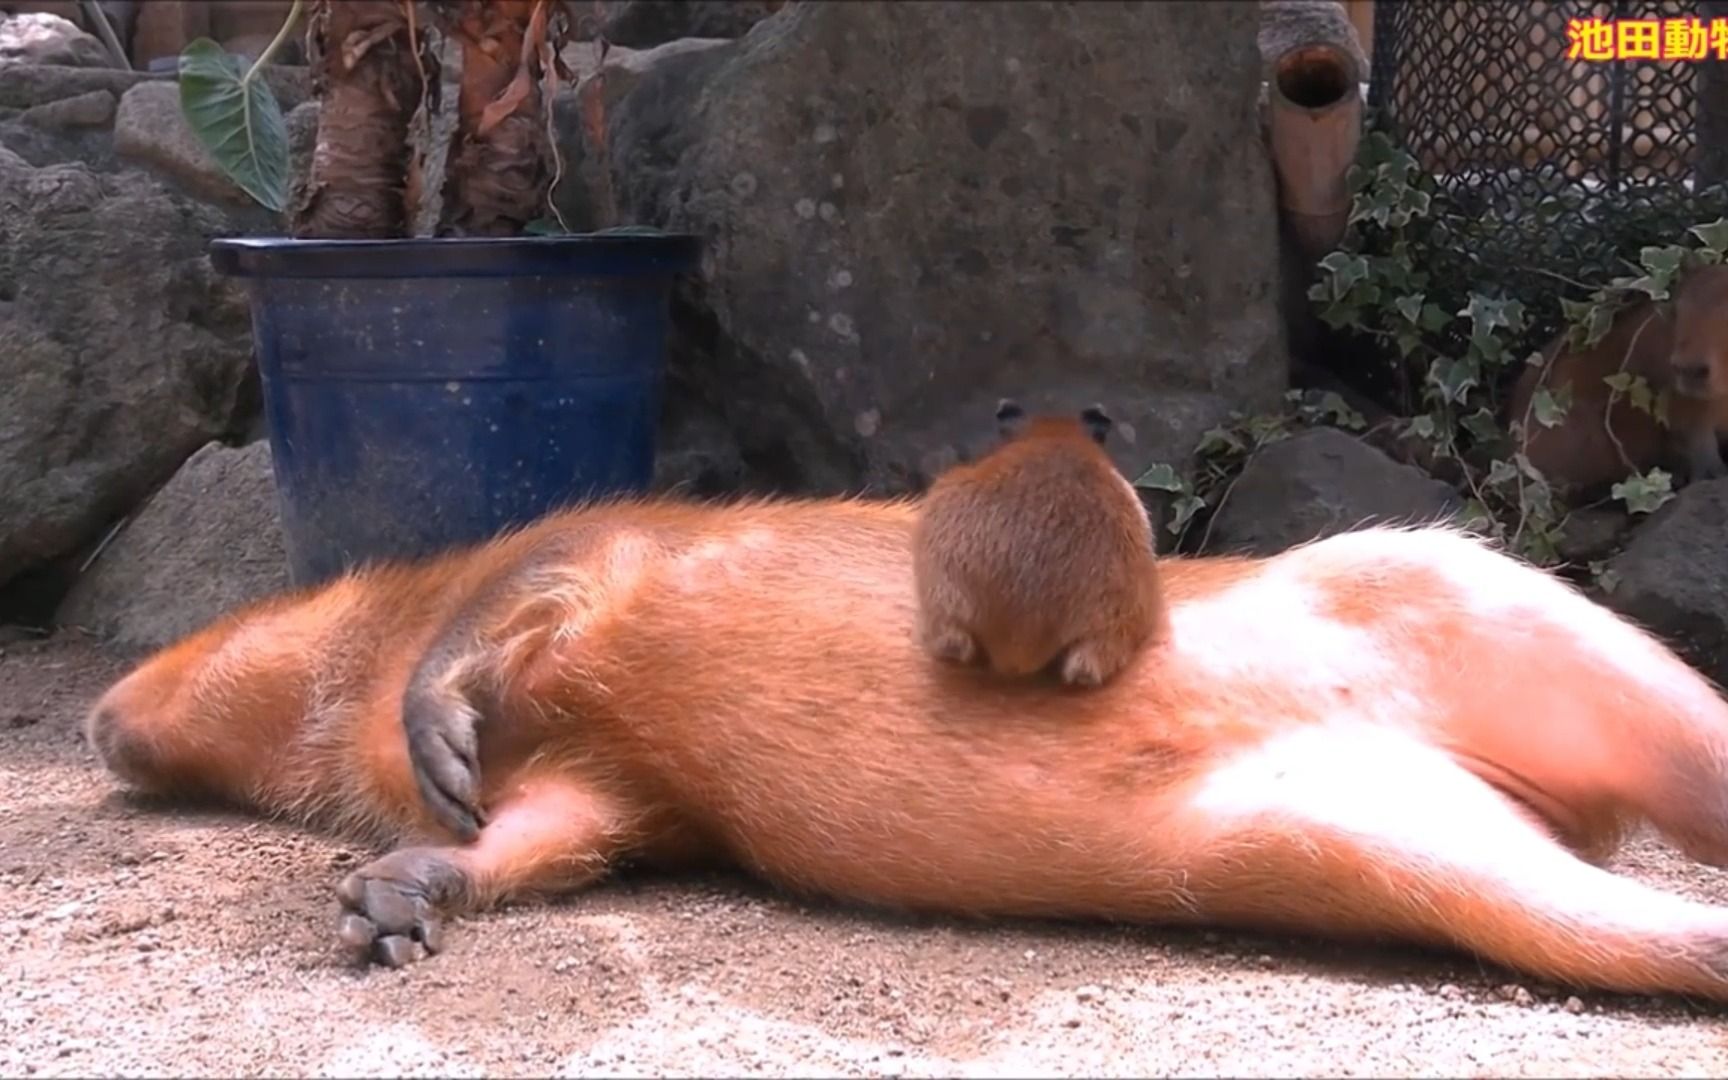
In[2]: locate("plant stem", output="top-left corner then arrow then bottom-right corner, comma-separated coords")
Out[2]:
243,0 -> 307,84
78,0 -> 131,71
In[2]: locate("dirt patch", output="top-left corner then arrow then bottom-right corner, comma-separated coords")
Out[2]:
3,633 -> 1726,1077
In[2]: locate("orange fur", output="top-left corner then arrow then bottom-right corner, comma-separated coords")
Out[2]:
913,403 -> 1166,688
1510,263 -> 1728,492
85,493 -> 1728,999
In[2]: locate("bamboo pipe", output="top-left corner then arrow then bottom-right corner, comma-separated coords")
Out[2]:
1266,41 -> 1363,259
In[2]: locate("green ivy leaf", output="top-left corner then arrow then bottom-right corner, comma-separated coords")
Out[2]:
1459,294 -> 1522,341
1691,217 -> 1728,254
1316,391 -> 1367,431
1418,303 -> 1451,332
1394,293 -> 1424,324
1318,252 -> 1370,300
1557,297 -> 1596,328
1429,356 -> 1480,404
1583,304 -> 1616,347
177,38 -> 289,213
1639,245 -> 1685,277
1627,375 -> 1658,416
1405,414 -> 1438,441
1622,273 -> 1671,301
1459,498 -> 1495,532
1517,526 -> 1560,566
1590,561 -> 1622,594
1166,494 -> 1206,536
1133,463 -> 1187,493
1611,469 -> 1676,515
1194,425 -> 1245,456
1460,408 -> 1501,444
1531,385 -> 1570,428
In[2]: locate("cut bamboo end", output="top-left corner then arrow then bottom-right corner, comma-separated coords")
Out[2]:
1267,41 -> 1364,258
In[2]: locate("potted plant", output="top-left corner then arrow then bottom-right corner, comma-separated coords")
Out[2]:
178,0 -> 698,585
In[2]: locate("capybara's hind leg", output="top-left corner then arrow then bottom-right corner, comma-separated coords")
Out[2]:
1175,726 -> 1728,1001
336,771 -> 639,968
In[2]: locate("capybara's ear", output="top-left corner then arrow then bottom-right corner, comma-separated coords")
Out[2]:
995,398 -> 1027,439
1080,404 -> 1113,445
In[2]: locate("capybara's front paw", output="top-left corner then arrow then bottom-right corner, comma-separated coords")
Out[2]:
924,624 -> 979,666
1058,638 -> 1127,689
335,847 -> 469,968
403,691 -> 486,843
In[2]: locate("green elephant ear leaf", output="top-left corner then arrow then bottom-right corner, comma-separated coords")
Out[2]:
178,38 -> 290,213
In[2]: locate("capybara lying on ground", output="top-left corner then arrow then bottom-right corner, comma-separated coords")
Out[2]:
86,494 -> 1728,1000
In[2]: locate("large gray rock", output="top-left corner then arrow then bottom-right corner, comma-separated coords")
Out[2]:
0,11 -> 108,69
57,440 -> 289,655
1203,428 -> 1463,556
0,146 -> 257,588
550,37 -> 733,231
599,0 -> 784,49
601,0 -> 1288,494
1602,479 -> 1728,686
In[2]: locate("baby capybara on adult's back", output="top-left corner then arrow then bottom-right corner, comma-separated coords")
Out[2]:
913,400 -> 1166,688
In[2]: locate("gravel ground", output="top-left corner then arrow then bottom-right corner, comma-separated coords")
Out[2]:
3,632 -> 1727,1078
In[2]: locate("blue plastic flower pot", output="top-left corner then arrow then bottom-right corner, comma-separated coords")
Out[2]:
209,233 -> 701,587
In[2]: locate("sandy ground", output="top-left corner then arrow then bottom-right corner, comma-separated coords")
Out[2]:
3,633 -> 1728,1078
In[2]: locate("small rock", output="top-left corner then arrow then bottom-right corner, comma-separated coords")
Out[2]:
1075,984 -> 1102,1003
1603,478 -> 1728,686
45,901 -> 82,921
57,441 -> 290,655
1555,504 -> 1632,564
113,80 -> 253,205
0,13 -> 110,69
20,87 -> 114,129
1205,428 -> 1463,556
1564,995 -> 1585,1014
0,64 -> 154,109
1495,983 -> 1535,1006
5,712 -> 39,729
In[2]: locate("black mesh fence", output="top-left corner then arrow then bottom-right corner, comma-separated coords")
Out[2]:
1369,0 -> 1728,300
